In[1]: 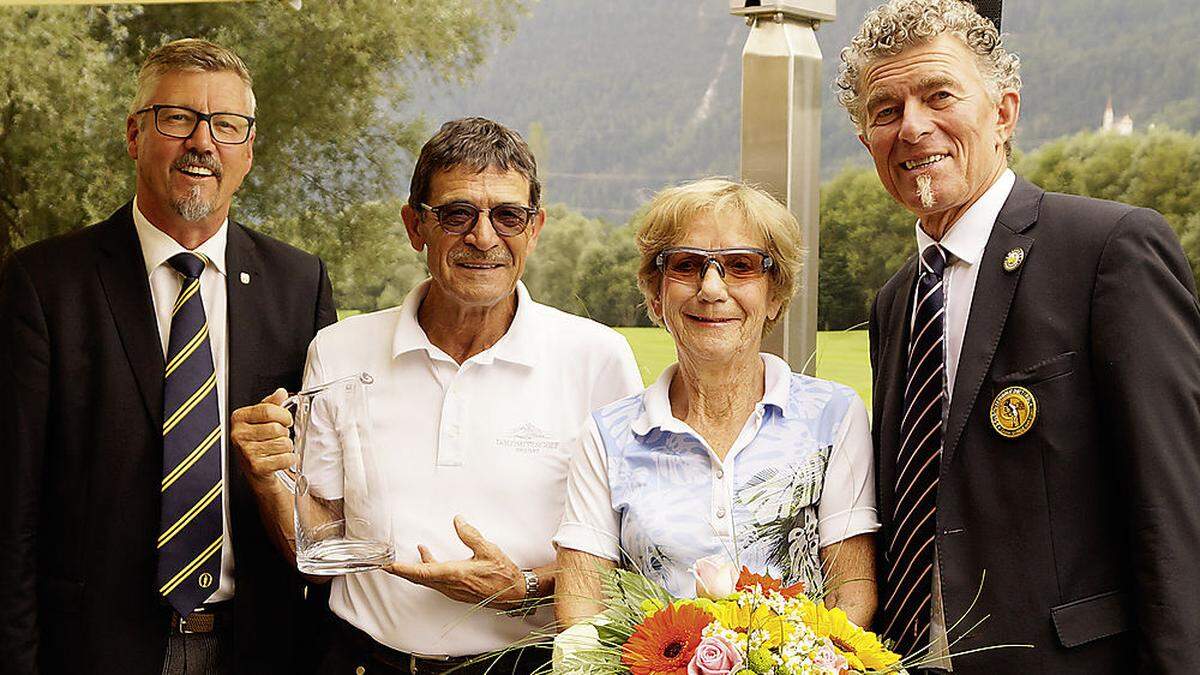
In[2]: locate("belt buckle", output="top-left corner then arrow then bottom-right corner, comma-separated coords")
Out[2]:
177,613 -> 198,635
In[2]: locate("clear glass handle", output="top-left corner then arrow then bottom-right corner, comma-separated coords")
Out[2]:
274,393 -> 303,494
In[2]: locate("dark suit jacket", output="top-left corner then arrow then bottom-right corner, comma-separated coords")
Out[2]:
869,177 -> 1200,673
0,203 -> 337,674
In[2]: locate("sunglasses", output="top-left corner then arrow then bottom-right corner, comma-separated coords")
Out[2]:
655,247 -> 774,284
419,201 -> 539,237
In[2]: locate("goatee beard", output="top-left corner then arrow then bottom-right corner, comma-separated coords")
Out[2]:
171,185 -> 216,222
916,173 -> 936,209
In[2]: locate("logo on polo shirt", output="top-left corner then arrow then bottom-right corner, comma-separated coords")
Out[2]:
495,422 -> 560,454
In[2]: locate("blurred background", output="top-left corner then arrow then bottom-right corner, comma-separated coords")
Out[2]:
3,0 -> 1199,396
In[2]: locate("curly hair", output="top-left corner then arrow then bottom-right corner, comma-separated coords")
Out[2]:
835,0 -> 1021,140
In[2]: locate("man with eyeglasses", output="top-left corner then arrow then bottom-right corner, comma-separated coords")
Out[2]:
0,39 -> 335,674
230,117 -> 641,673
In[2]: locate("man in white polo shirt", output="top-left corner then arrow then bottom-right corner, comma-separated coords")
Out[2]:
231,117 -> 641,673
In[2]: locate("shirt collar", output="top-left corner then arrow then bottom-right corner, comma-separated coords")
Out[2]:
915,168 -> 1016,267
391,279 -> 538,367
132,194 -> 228,278
630,352 -> 794,436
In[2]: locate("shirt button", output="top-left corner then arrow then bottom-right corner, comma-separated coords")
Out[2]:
716,507 -> 727,519
715,468 -> 724,480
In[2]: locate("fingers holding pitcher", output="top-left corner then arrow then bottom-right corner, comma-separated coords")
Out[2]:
231,387 -> 298,485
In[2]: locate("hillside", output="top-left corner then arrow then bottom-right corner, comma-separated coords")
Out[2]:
410,0 -> 1200,220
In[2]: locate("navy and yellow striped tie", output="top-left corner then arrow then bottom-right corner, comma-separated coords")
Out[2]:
157,251 -> 223,615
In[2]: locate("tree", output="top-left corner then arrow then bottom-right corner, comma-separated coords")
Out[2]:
572,226 -> 649,327
0,1 -> 525,310
521,203 -> 605,314
817,166 -> 914,329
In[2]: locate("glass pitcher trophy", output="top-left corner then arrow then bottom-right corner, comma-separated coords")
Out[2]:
278,372 -> 393,574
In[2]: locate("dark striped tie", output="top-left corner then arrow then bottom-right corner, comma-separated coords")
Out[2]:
882,243 -> 948,655
156,251 -> 223,615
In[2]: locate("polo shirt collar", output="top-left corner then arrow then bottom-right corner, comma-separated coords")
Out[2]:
630,352 -> 793,436
132,194 -> 228,278
391,279 -> 538,367
915,168 -> 1015,267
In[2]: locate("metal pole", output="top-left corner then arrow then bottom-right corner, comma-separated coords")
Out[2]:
732,1 -> 835,375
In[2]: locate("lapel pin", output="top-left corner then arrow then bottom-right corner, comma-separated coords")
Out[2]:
990,386 -> 1037,438
240,272 -> 251,285
1003,248 -> 1025,272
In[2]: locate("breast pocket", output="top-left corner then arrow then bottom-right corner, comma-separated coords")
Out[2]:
994,351 -> 1076,386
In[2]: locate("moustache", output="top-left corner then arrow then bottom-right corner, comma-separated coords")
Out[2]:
173,151 -> 223,179
449,248 -> 512,265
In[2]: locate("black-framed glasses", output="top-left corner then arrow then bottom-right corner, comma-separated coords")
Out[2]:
419,201 -> 539,237
135,105 -> 255,145
655,247 -> 775,284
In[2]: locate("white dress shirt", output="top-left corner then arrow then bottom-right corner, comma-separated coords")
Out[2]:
303,280 -> 642,656
910,169 -> 1016,668
133,196 -> 235,603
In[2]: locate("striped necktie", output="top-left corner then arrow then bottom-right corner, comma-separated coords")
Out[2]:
156,251 -> 223,615
882,243 -> 948,656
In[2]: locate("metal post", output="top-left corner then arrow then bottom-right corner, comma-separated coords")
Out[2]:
731,1 -> 835,374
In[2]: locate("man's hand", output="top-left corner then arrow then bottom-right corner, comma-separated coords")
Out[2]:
385,516 -> 525,608
230,388 -> 295,490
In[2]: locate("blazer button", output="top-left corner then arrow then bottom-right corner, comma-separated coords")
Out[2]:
355,666 -> 366,675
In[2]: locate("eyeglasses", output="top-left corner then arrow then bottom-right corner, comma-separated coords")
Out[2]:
419,201 -> 539,237
655,247 -> 774,284
135,105 -> 255,145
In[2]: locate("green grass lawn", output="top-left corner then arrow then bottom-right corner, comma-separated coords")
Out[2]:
615,327 -> 872,406
336,310 -> 872,405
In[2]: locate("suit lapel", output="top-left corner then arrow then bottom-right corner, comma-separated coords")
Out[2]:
877,257 -> 918,521
223,221 -> 266,548
224,221 -> 264,415
942,177 -> 1043,467
95,203 -> 165,425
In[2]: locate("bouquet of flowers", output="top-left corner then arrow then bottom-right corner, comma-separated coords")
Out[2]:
553,556 -> 907,675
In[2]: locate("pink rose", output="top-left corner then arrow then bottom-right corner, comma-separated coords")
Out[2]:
687,636 -> 743,675
693,554 -> 738,599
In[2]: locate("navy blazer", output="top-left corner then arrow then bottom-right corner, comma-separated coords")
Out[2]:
0,203 -> 336,674
869,177 -> 1200,673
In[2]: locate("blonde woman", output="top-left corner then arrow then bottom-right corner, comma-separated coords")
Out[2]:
553,178 -> 878,629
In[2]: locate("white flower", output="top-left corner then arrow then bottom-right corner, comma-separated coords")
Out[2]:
694,553 -> 739,599
553,622 -> 601,673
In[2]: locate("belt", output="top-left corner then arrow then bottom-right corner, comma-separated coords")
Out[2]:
170,601 -> 232,635
333,616 -> 545,675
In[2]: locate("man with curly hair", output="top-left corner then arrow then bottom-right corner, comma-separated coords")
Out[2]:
837,0 -> 1200,671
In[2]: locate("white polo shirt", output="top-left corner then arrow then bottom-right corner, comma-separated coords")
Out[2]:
302,279 -> 642,656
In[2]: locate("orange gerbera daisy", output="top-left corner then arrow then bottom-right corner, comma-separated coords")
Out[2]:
735,567 -> 806,599
621,603 -> 712,675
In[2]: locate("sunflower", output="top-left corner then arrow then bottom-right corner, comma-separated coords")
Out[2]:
800,602 -> 901,671
622,602 -> 713,675
704,601 -> 789,649
735,567 -> 807,599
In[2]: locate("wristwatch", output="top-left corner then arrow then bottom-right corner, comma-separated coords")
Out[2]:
520,569 -> 540,601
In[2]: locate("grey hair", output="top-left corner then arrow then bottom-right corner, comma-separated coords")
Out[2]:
835,0 -> 1021,138
130,38 -> 256,117
407,117 -> 541,210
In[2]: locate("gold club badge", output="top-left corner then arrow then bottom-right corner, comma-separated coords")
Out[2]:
1003,248 -> 1025,272
990,386 -> 1037,438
